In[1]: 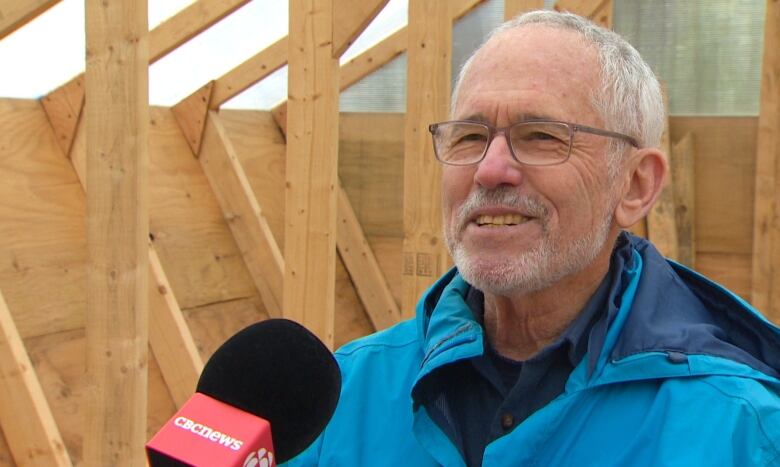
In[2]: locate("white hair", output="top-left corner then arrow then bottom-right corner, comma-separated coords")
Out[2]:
451,10 -> 665,169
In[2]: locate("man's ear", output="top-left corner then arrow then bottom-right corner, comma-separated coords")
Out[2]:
614,148 -> 669,228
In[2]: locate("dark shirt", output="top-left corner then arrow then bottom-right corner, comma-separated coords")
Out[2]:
425,235 -> 633,467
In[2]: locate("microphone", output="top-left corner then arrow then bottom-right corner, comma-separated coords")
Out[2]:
146,319 -> 341,466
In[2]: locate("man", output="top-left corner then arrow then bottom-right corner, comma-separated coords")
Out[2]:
286,10 -> 780,466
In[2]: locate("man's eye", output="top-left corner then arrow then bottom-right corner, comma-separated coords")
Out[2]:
526,131 -> 558,141
456,133 -> 486,143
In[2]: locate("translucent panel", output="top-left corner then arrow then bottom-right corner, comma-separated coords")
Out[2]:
340,54 -> 407,112
149,1 -> 289,105
452,0 -> 503,90
0,0 -> 84,98
614,0 -> 765,116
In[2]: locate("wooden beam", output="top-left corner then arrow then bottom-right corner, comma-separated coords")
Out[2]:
148,246 -> 204,406
272,0 -> 485,134
402,0 -> 451,318
69,108 -> 203,409
647,86 -> 679,261
0,289 -> 71,466
590,0 -> 613,29
210,36 -> 288,109
0,0 -> 59,40
336,187 -> 401,330
84,0 -> 149,464
504,0 -> 545,20
172,81 -> 214,155
41,75 -> 85,158
200,111 -> 284,317
285,0 -> 340,347
149,0 -> 250,64
671,132 -> 696,268
333,0 -> 389,58
753,0 -> 780,316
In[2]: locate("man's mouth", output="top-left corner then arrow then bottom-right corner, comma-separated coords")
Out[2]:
474,214 -> 530,227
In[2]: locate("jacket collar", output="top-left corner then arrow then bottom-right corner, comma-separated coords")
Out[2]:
413,233 -> 780,393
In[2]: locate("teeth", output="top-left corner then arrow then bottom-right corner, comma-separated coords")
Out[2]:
475,214 -> 527,226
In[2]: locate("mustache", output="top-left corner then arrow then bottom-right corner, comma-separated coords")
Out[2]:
454,187 -> 549,231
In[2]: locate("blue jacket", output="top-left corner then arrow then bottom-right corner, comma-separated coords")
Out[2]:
285,236 -> 780,466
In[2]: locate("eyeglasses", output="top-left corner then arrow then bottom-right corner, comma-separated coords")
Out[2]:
428,120 -> 640,166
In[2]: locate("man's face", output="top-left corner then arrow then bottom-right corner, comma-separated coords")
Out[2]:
443,25 -> 621,295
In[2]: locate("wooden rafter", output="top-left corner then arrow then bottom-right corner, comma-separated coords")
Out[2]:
213,0 -> 486,133
210,36 -> 288,109
149,0 -> 250,64
333,0 -> 389,58
0,289 -> 71,466
172,81 -> 215,155
752,0 -> 780,317
0,0 -> 59,40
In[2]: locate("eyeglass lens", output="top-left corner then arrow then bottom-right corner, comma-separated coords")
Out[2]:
433,122 -> 572,166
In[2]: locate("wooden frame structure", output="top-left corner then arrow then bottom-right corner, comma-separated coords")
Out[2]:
0,0 -> 774,464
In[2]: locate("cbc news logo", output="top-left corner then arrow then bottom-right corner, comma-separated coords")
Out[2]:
243,447 -> 274,467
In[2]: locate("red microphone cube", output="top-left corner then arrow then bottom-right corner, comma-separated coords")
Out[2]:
146,393 -> 276,467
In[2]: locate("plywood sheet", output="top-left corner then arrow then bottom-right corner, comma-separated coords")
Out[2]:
24,329 -> 175,463
184,296 -> 268,361
0,99 -> 87,339
669,117 -> 756,255
339,113 -> 405,238
148,107 -> 259,309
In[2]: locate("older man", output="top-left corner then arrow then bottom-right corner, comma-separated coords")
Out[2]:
286,10 -> 780,467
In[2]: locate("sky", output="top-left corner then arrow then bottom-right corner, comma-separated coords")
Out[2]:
0,0 -> 408,109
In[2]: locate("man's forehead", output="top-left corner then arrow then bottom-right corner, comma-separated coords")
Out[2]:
454,25 -> 601,121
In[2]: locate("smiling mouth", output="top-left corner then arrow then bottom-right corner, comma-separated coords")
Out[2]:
475,214 -> 530,227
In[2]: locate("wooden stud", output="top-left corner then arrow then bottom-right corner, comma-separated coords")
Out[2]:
84,0 -> 149,464
647,85 -> 679,260
0,289 -> 71,466
504,0 -> 545,20
67,82 -> 203,409
753,0 -> 780,316
590,0 -> 613,29
336,187 -> 401,330
285,0 -> 340,346
40,75 -> 85,159
0,0 -> 59,40
402,0 -> 451,318
200,111 -> 284,317
210,36 -> 288,110
172,81 -> 214,155
272,0 -> 486,135
149,0 -> 250,64
671,132 -> 696,268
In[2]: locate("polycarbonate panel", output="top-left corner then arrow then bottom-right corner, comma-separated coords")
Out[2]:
614,0 -> 765,116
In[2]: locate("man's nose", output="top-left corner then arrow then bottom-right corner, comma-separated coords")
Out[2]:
473,132 -> 524,189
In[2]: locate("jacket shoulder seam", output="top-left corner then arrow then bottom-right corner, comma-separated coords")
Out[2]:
699,378 -> 780,462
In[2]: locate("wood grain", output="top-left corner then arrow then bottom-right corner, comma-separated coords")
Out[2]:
83,0 -> 149,462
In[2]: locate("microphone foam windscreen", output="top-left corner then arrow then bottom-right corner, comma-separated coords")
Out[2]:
196,319 -> 341,463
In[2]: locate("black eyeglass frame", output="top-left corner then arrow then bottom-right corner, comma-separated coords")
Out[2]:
428,119 -> 641,167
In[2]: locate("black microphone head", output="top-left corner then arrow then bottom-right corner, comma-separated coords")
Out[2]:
196,319 -> 341,463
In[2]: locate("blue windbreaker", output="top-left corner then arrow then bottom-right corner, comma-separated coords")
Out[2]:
285,235 -> 780,466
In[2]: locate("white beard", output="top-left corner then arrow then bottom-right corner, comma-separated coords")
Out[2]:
444,186 -> 614,295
